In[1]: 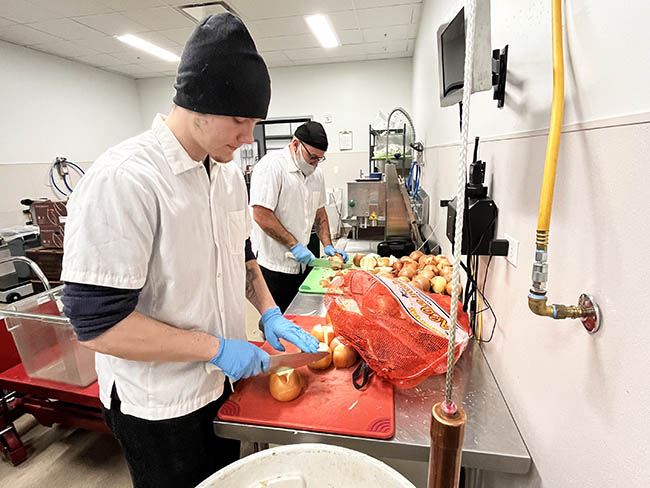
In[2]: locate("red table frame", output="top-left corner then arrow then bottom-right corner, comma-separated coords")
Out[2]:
0,318 -> 105,465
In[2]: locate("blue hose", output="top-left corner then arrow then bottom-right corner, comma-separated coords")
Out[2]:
50,159 -> 85,196
407,160 -> 421,198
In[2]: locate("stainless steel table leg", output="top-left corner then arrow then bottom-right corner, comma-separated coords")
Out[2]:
464,467 -> 483,488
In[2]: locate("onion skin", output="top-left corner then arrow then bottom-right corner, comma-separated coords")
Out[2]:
411,275 -> 431,292
333,344 -> 358,368
410,250 -> 424,261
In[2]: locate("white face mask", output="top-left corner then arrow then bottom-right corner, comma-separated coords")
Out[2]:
292,144 -> 316,176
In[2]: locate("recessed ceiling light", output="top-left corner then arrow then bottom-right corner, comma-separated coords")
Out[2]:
178,2 -> 235,23
116,34 -> 180,62
304,14 -> 340,48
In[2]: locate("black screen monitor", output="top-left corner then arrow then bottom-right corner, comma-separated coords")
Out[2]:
441,7 -> 465,97
436,1 -> 493,108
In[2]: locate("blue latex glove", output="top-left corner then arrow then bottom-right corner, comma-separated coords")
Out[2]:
261,307 -> 319,353
324,245 -> 349,263
290,243 -> 316,265
209,337 -> 270,381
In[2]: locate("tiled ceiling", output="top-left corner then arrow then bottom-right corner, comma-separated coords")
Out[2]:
0,0 -> 422,79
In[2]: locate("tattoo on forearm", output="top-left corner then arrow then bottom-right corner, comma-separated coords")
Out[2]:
314,210 -> 331,244
267,228 -> 294,247
245,265 -> 257,302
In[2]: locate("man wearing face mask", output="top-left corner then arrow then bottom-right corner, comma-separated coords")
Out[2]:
250,121 -> 348,312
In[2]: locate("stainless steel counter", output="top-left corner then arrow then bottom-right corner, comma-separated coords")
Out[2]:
214,240 -> 530,475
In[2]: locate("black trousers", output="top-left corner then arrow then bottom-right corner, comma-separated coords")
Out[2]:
260,265 -> 309,313
103,383 -> 239,488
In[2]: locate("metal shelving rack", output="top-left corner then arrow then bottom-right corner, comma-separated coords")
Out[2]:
368,124 -> 410,177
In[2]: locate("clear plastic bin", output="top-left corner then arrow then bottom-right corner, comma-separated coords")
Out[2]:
2,285 -> 96,387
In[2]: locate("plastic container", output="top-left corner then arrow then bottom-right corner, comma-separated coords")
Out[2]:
197,443 -> 415,488
2,285 -> 96,386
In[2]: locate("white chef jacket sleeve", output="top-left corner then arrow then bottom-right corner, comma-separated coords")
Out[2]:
318,173 -> 327,209
249,161 -> 281,211
61,165 -> 156,290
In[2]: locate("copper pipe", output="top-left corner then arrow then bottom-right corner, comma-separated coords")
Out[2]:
428,403 -> 466,488
528,293 -> 593,320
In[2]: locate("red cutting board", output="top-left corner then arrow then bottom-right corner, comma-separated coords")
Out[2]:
218,315 -> 394,439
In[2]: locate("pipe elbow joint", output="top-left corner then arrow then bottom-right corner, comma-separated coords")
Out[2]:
528,293 -> 555,317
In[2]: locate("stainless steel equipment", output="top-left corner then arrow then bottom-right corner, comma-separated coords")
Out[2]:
345,164 -> 428,249
346,180 -> 386,231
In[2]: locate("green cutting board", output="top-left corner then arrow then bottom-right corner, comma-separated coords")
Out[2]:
299,266 -> 360,294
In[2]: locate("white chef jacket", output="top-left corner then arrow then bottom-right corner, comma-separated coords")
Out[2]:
249,147 -> 326,274
61,114 -> 251,421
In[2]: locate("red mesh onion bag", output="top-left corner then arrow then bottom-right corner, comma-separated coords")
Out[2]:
324,270 -> 471,389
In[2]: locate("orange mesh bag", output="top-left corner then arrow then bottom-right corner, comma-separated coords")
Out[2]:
324,270 -> 471,389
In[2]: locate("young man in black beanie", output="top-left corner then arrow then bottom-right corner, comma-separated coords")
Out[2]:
60,14 -> 318,488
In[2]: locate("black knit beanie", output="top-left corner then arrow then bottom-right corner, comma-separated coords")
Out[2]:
294,121 -> 328,151
173,13 -> 271,119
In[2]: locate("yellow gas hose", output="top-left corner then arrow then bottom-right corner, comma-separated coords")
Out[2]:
536,0 -> 564,250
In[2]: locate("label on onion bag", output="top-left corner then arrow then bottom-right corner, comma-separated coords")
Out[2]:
374,275 -> 469,343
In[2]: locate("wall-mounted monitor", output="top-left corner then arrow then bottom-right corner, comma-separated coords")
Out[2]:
437,1 -> 493,107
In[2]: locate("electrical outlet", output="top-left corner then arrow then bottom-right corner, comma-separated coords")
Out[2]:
504,233 -> 519,267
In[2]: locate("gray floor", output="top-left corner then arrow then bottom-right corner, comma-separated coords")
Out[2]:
0,414 -> 131,487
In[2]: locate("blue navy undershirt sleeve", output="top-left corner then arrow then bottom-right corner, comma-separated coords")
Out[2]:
62,282 -> 141,342
245,237 -> 256,262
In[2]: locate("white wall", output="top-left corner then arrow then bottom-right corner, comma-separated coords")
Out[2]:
0,41 -> 142,227
412,1 -> 650,487
135,58 -> 413,206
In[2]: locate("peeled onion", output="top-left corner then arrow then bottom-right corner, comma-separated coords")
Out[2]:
377,257 -> 390,267
311,324 -> 335,344
309,342 -> 333,370
360,255 -> 377,271
431,276 -> 447,294
330,255 -> 344,270
333,344 -> 358,368
269,367 -> 303,402
329,336 -> 343,350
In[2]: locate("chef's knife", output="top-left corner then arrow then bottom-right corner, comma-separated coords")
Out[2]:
263,351 -> 329,375
284,252 -> 352,269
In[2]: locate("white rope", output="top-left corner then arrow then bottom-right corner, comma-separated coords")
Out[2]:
445,0 -> 477,408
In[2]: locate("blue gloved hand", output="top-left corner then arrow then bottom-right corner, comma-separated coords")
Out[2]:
324,245 -> 349,263
290,243 -> 316,265
209,338 -> 270,381
261,307 -> 319,353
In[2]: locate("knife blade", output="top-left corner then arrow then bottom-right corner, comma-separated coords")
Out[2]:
262,351 -> 329,375
284,252 -> 352,269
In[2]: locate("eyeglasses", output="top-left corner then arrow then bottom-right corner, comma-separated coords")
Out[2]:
301,142 -> 326,164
